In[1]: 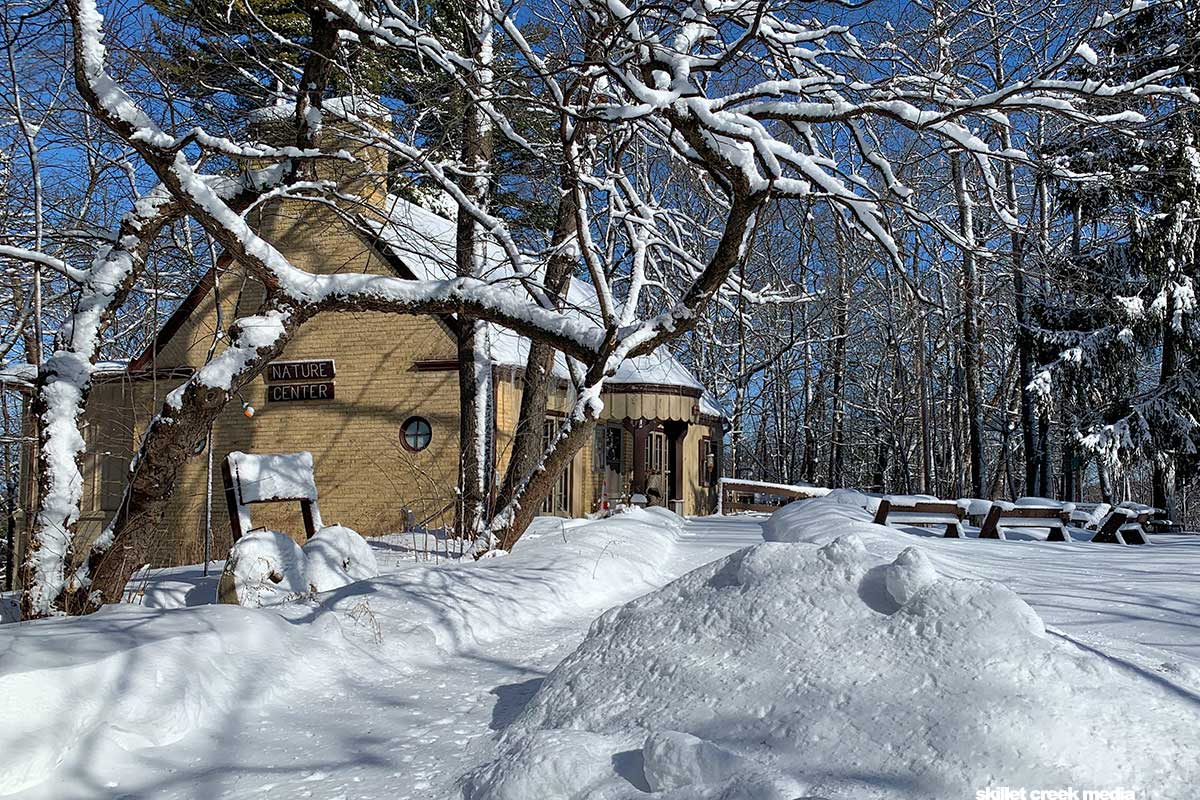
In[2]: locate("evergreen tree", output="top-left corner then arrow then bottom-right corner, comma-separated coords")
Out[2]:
1034,1 -> 1199,519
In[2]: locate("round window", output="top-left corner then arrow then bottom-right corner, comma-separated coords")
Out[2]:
401,416 -> 432,452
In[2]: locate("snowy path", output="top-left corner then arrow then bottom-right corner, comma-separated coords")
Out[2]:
13,515 -> 764,800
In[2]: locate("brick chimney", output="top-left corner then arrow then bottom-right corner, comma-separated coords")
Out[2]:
246,96 -> 391,210
242,97 -> 395,278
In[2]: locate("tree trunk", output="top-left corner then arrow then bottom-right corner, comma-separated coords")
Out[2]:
494,406 -> 600,551
1154,317 -> 1181,521
453,0 -> 495,537
952,155 -> 985,498
828,228 -> 849,488
495,142 -> 583,515
1012,157 -> 1039,496
46,303 -> 305,615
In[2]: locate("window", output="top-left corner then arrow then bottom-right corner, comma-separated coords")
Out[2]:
99,453 -> 130,513
594,425 -> 623,472
646,431 -> 667,475
699,438 -> 716,487
541,418 -> 572,515
401,416 -> 432,451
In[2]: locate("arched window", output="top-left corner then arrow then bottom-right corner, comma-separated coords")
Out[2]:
401,416 -> 432,452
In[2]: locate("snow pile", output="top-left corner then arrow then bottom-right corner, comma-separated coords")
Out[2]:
219,524 -> 382,604
303,523 -> 379,592
0,604 -> 318,795
470,511 -> 1200,798
1,509 -> 691,797
218,529 -> 310,607
304,506 -> 686,658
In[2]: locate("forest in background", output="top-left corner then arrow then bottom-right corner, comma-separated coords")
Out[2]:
681,6 -> 1200,526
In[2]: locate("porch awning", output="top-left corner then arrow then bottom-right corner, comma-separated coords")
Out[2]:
601,388 -> 701,423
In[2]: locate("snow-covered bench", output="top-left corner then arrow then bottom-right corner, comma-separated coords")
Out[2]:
1065,502 -> 1151,545
221,451 -> 323,542
1069,502 -> 1110,530
873,497 -> 966,538
1091,506 -> 1151,546
979,502 -> 1071,542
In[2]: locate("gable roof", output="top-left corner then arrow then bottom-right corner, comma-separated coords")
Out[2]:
369,196 -> 722,414
131,195 -> 724,417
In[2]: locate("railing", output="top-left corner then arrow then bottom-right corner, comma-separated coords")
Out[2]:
718,479 -> 830,514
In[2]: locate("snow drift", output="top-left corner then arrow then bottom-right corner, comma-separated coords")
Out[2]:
303,523 -> 380,592
0,604 -> 322,795
469,499 -> 1200,799
218,528 -> 311,606
302,506 -> 686,658
218,524 -> 382,606
0,507 -> 688,796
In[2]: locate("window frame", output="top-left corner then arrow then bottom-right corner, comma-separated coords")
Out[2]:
400,416 -> 433,452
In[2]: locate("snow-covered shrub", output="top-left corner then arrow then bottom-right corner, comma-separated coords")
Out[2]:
302,524 -> 379,593
468,528 -> 1200,799
218,530 -> 309,607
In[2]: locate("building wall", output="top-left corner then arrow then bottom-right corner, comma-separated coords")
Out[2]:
683,419 -> 722,516
81,348 -> 721,566
492,375 -> 594,518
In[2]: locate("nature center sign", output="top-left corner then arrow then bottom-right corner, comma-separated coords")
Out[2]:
266,359 -> 336,403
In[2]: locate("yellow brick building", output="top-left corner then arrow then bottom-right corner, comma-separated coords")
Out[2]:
71,124 -> 724,567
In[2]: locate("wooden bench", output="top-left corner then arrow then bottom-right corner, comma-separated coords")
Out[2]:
980,504 -> 1071,542
873,498 -> 965,538
1091,507 -> 1151,545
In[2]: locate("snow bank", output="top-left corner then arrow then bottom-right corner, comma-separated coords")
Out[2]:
299,506 -> 686,659
470,500 -> 1200,799
0,508 -> 689,796
303,523 -> 379,592
0,604 -> 319,795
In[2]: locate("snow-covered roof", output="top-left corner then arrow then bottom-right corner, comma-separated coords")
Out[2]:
0,362 -> 36,388
0,361 -> 125,389
371,195 -> 724,416
246,95 -> 390,124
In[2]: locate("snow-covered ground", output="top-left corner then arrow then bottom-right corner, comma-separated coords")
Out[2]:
0,508 -> 760,799
3,498 -> 1199,799
472,494 -> 1200,799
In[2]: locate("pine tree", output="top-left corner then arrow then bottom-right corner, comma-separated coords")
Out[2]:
1034,1 -> 1199,519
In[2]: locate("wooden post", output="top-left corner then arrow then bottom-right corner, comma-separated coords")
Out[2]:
872,498 -> 892,526
300,500 -> 318,541
221,458 -> 243,543
664,420 -> 688,506
1045,511 -> 1071,543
